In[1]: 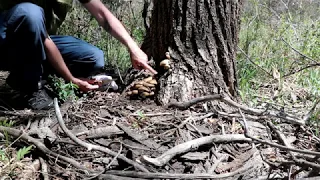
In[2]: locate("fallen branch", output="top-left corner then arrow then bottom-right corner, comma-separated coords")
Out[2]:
53,98 -> 149,172
267,121 -> 320,171
75,126 -> 124,139
98,174 -> 146,180
104,167 -> 254,179
39,157 -> 49,180
141,134 -> 252,167
303,99 -> 320,123
239,109 -> 320,157
166,94 -> 304,125
284,62 -> 320,78
129,112 -> 173,117
0,126 -> 89,172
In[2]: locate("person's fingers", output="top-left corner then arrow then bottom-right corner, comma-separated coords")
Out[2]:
141,61 -> 158,74
86,79 -> 99,84
87,84 -> 99,90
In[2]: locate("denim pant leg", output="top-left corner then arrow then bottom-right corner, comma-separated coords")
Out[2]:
44,35 -> 105,78
0,3 -> 47,93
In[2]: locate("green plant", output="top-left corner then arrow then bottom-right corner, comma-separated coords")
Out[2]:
0,119 -> 15,144
16,146 -> 32,161
0,119 -> 15,127
49,75 -> 79,102
131,110 -> 147,129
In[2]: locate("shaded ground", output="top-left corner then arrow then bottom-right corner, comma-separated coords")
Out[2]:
0,71 -> 320,180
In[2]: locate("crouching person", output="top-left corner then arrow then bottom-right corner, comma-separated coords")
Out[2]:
0,0 -> 157,110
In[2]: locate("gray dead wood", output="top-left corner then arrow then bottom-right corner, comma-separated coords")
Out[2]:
98,174 -> 146,180
240,110 -> 320,157
141,134 -> 252,167
166,94 -> 304,125
75,126 -> 124,139
0,126 -> 90,172
116,122 -> 163,150
267,121 -> 320,174
39,157 -> 49,180
53,98 -> 149,173
104,154 -> 261,180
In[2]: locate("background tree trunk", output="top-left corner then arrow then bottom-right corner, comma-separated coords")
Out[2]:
142,0 -> 244,105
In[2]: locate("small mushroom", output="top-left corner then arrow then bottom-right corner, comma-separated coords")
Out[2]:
149,79 -> 157,85
165,52 -> 170,59
143,82 -> 155,88
143,76 -> 153,82
138,86 -> 150,92
134,84 -> 143,89
160,59 -> 171,70
149,92 -> 155,96
141,92 -> 151,97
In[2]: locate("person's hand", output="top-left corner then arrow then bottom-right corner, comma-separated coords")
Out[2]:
130,48 -> 157,74
71,77 -> 100,92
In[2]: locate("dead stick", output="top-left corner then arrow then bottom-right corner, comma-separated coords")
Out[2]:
267,121 -> 320,170
238,110 -> 320,157
0,126 -> 89,172
281,37 -> 317,64
166,94 -> 304,125
303,99 -> 320,123
98,174 -> 146,180
104,168 -> 252,179
39,157 -> 49,180
141,134 -> 252,167
53,98 -> 149,172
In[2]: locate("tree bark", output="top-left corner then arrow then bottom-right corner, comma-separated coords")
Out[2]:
142,0 -> 244,105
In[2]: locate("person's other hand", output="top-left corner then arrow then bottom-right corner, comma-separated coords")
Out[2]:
71,77 -> 100,92
130,48 -> 157,74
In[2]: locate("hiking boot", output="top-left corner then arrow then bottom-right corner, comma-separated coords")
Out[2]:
26,88 -> 54,110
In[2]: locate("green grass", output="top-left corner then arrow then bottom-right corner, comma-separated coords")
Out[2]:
237,0 -> 320,104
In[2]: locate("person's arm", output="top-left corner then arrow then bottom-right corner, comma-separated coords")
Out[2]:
81,0 -> 157,74
44,37 -> 99,91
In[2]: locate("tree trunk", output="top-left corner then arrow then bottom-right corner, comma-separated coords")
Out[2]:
142,0 -> 244,105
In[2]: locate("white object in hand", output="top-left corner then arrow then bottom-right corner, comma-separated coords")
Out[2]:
91,75 -> 118,91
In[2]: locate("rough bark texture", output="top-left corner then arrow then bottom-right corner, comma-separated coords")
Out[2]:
142,0 -> 243,105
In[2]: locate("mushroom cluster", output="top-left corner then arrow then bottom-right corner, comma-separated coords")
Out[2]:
126,76 -> 157,98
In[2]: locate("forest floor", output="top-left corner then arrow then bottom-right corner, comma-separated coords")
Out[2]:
0,71 -> 320,180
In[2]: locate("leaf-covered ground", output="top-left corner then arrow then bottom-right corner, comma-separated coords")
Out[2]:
1,71 -> 320,180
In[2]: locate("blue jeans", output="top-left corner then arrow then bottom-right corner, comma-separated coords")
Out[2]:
0,3 -> 105,93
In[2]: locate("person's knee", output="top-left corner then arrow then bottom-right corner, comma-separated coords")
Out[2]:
92,49 -> 105,70
12,3 -> 45,32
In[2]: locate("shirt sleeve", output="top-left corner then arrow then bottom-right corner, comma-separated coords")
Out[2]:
78,0 -> 91,4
